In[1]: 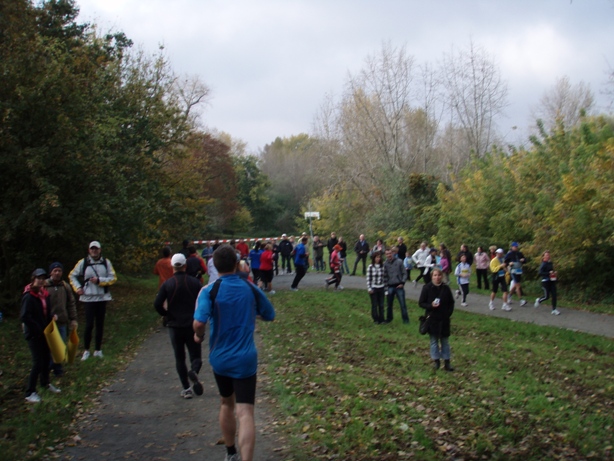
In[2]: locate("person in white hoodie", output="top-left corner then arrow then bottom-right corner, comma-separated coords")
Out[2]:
411,241 -> 431,286
69,241 -> 117,360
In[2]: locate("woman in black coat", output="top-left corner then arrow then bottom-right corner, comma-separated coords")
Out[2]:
418,268 -> 455,371
20,268 -> 61,403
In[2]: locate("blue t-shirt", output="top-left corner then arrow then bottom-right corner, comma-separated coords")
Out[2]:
194,274 -> 275,378
294,243 -> 307,266
249,249 -> 262,269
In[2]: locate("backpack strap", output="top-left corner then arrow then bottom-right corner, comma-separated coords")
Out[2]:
209,278 -> 260,311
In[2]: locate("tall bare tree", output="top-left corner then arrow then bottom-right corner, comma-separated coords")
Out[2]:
440,41 -> 508,159
532,75 -> 595,130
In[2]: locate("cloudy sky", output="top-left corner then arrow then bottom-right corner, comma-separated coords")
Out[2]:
76,0 -> 614,152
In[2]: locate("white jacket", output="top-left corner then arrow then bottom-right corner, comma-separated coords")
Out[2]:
412,248 -> 430,268
69,256 -> 117,302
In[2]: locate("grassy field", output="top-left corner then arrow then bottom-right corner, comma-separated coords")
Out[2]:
259,289 -> 614,461
0,276 -> 160,461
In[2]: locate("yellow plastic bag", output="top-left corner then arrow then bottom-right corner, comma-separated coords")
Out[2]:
66,327 -> 79,364
44,320 -> 67,364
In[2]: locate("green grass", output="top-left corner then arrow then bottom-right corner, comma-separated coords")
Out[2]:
259,289 -> 614,461
0,275 -> 160,461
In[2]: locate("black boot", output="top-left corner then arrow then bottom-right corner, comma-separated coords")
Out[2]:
444,360 -> 454,372
433,359 -> 440,370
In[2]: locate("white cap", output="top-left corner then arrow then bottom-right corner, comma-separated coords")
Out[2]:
282,233 -> 287,237
496,248 -> 504,254
89,241 -> 101,249
171,253 -> 187,267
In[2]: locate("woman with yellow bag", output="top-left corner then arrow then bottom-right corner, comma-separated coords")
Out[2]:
20,268 -> 61,403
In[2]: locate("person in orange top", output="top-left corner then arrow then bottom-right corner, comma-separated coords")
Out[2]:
154,246 -> 174,287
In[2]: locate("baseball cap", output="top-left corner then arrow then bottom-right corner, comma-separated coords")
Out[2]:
89,241 -> 101,249
496,248 -> 504,254
282,233 -> 287,237
32,268 -> 47,278
171,253 -> 187,267
511,242 -> 519,247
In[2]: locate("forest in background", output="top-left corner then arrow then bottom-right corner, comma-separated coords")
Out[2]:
1,0 -> 612,305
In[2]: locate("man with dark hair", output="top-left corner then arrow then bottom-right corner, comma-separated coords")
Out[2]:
194,244 -> 275,461
383,248 -> 409,324
154,254 -> 204,399
352,234 -> 370,276
186,246 -> 207,283
290,236 -> 310,291
154,246 -> 173,288
278,234 -> 293,274
45,262 -> 77,377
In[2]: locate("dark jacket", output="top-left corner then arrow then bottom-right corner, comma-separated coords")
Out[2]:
279,239 -> 293,256
538,261 -> 555,281
354,239 -> 370,255
154,272 -> 202,328
327,237 -> 338,254
418,282 -> 454,337
20,285 -> 52,340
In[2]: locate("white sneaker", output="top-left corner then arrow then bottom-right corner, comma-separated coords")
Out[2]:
413,280 -> 417,287
461,302 -> 467,307
488,301 -> 495,311
290,288 -> 298,292
268,290 -> 276,295
520,299 -> 527,307
335,285 -> 344,291
551,309 -> 561,315
93,350 -> 104,358
81,350 -> 90,361
225,453 -> 241,461
48,384 -> 61,394
180,387 -> 194,399
502,303 -> 511,311
534,298 -> 540,308
507,298 -> 513,305
25,392 -> 41,403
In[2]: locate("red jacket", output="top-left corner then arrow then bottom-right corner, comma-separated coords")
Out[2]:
260,250 -> 274,271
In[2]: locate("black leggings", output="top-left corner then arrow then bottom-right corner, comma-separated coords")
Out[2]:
168,327 -> 202,389
415,267 -> 427,283
538,281 -> 557,309
26,336 -> 51,396
291,265 -> 307,288
325,272 -> 342,288
476,269 -> 489,289
84,301 -> 107,350
369,287 -> 385,323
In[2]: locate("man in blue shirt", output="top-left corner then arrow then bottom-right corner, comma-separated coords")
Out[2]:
290,236 -> 309,291
194,245 -> 275,461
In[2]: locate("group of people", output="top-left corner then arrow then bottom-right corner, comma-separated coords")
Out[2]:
153,242 -> 275,461
20,241 -> 117,403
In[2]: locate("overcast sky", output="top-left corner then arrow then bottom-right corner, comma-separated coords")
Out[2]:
76,0 -> 614,153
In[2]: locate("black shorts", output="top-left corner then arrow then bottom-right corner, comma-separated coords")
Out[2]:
260,269 -> 273,284
492,275 -> 508,294
214,372 -> 257,405
511,273 -> 522,283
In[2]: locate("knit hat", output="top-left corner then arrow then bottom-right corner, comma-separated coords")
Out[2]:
49,262 -> 63,273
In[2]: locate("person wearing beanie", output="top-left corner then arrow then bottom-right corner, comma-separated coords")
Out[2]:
21,268 -> 62,403
45,262 -> 78,377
